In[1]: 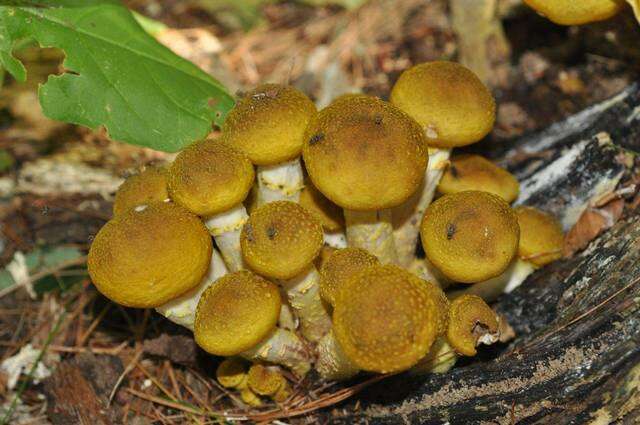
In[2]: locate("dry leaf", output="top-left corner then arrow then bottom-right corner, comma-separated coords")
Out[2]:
563,199 -> 625,257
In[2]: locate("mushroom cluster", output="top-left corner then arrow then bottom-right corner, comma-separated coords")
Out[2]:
87,62 -> 565,404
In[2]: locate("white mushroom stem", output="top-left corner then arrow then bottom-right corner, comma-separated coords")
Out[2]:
344,209 -> 398,264
323,231 -> 348,249
410,338 -> 458,375
256,158 -> 304,207
393,148 -> 451,267
280,266 -> 332,343
156,248 -> 228,330
205,204 -> 249,272
278,294 -> 299,331
241,327 -> 312,377
315,330 -> 360,381
451,259 -> 537,302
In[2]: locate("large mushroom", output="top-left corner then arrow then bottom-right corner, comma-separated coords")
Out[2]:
240,201 -> 331,342
391,61 -> 496,267
302,94 -> 428,264
223,84 -> 316,206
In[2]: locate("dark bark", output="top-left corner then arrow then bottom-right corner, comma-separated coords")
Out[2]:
322,85 -> 640,424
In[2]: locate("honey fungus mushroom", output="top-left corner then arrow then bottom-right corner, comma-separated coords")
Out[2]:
318,247 -> 379,307
299,180 -> 347,248
446,295 -> 500,356
247,364 -> 292,403
194,271 -> 311,376
88,202 -> 212,308
223,84 -> 317,206
391,61 -> 496,267
168,137 -> 255,271
438,155 -> 519,203
523,0 -> 625,25
112,166 -> 169,216
420,191 -> 520,283
303,95 -> 428,264
241,201 -> 331,342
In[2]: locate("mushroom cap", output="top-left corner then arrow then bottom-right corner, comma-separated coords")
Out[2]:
88,202 -> 212,308
523,0 -> 623,25
302,95 -> 428,211
194,271 -> 281,356
319,248 -> 379,306
447,294 -> 499,356
223,84 -> 317,165
299,181 -> 345,232
247,364 -> 286,396
216,358 -> 249,389
168,138 -> 255,216
333,265 -> 449,373
515,206 -> 564,267
241,201 -> 323,280
112,166 -> 169,216
437,154 -> 520,203
421,191 -> 520,283
390,61 -> 496,148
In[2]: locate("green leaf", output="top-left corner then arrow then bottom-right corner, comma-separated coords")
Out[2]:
0,1 -> 235,152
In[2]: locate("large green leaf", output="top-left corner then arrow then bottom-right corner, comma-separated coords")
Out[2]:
0,0 -> 235,152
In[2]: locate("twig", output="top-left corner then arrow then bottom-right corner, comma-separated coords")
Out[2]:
108,347 -> 144,406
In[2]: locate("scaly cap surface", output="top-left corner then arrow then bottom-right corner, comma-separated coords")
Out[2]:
319,248 -> 379,306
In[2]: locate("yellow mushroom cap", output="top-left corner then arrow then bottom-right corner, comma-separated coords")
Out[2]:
299,181 -> 345,232
390,61 -> 496,148
216,358 -> 249,389
88,202 -> 212,308
223,84 -> 317,165
437,154 -> 520,203
168,138 -> 255,216
319,248 -> 379,306
302,95 -> 428,211
112,166 -> 169,216
447,294 -> 499,356
194,271 -> 281,356
523,0 -> 624,25
240,201 -> 323,280
421,191 -> 520,283
333,265 -> 449,373
515,206 -> 564,267
247,364 -> 286,396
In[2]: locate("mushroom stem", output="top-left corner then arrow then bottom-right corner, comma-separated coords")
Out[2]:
280,266 -> 332,343
410,337 -> 458,375
278,294 -> 299,331
452,259 -> 536,302
393,148 -> 451,267
205,204 -> 249,271
344,209 -> 399,264
156,247 -> 228,330
256,158 -> 304,207
241,328 -> 312,377
324,231 -> 348,249
408,257 -> 452,290
315,330 -> 360,381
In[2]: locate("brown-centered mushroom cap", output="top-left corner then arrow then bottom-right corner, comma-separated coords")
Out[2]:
302,95 -> 428,211
447,294 -> 499,356
421,191 -> 519,283
515,206 -> 564,267
390,61 -> 496,148
523,0 -> 624,25
168,138 -> 254,216
240,201 -> 323,280
112,166 -> 169,216
437,154 -> 520,203
88,202 -> 212,308
319,248 -> 379,306
333,265 -> 449,373
299,180 -> 345,232
223,84 -> 317,165
194,271 -> 281,356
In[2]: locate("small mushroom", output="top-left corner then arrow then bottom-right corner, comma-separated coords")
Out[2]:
523,0 -> 624,25
318,248 -> 379,307
437,154 -> 519,203
446,294 -> 500,356
247,364 -> 288,397
168,138 -> 255,272
112,166 -> 169,216
303,95 -> 428,264
460,206 -> 564,301
299,180 -> 347,248
241,201 -> 331,342
194,271 -> 311,376
224,84 -> 316,206
216,357 -> 249,389
420,191 -> 520,283
391,61 -> 496,267
88,202 -> 212,308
